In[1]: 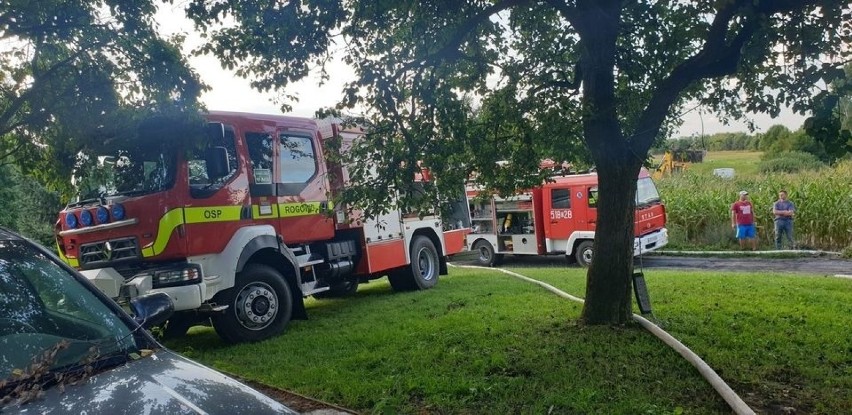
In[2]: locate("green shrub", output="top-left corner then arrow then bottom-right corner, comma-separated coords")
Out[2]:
758,151 -> 824,173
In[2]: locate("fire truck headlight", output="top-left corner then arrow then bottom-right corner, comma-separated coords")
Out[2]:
80,210 -> 93,227
111,203 -> 126,221
64,212 -> 78,229
96,206 -> 110,224
153,265 -> 202,288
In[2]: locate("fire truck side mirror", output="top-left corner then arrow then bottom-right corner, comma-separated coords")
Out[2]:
205,146 -> 230,180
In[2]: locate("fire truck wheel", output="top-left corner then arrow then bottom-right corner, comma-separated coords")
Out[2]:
409,236 -> 440,290
211,264 -> 293,344
473,240 -> 502,267
387,270 -> 415,291
575,240 -> 594,267
389,236 -> 440,291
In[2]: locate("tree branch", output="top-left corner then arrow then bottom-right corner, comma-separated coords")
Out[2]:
543,0 -> 579,26
399,0 -> 530,74
628,0 -> 825,154
0,139 -> 26,163
0,45 -> 93,135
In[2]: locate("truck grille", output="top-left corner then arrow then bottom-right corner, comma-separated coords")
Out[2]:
79,237 -> 140,268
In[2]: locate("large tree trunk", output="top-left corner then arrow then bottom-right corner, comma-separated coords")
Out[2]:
580,159 -> 640,324
570,1 -> 641,324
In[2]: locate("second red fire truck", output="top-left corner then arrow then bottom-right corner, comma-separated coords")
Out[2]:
466,169 -> 668,267
55,111 -> 471,343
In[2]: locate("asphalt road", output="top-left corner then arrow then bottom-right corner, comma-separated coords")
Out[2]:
451,252 -> 852,275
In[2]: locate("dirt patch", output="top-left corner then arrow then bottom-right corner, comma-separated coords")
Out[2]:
229,376 -> 357,414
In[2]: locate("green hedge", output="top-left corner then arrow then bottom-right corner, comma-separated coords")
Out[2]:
758,151 -> 824,174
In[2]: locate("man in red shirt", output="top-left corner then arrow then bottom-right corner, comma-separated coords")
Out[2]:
731,190 -> 757,250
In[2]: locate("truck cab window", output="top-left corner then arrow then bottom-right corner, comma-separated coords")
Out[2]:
189,126 -> 238,198
551,189 -> 571,209
246,132 -> 274,184
588,187 -> 598,208
279,134 -> 316,183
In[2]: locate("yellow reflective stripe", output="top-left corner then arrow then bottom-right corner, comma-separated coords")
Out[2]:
142,208 -> 185,258
184,206 -> 244,224
139,202 -> 333,258
277,201 -> 328,218
56,244 -> 79,267
252,204 -> 279,219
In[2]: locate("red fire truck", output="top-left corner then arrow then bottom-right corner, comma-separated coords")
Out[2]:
466,169 -> 667,267
55,111 -> 471,343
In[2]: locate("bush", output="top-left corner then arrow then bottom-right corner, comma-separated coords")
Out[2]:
758,151 -> 824,173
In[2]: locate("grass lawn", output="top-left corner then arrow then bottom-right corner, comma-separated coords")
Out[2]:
166,267 -> 851,414
686,151 -> 763,177
653,150 -> 763,178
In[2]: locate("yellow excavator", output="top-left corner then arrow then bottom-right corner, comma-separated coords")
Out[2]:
652,150 -> 692,179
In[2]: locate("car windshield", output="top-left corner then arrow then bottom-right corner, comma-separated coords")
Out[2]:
0,240 -> 140,381
636,177 -> 661,206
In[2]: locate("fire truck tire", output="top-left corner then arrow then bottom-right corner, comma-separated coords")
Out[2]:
387,270 -> 415,291
575,240 -> 594,267
313,277 -> 359,299
211,264 -> 293,344
389,236 -> 440,291
473,240 -> 502,267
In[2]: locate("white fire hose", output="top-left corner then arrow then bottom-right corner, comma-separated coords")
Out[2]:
449,264 -> 755,415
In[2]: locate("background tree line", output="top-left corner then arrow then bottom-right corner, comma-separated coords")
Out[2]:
658,124 -> 834,156
0,164 -> 62,246
656,63 -> 852,162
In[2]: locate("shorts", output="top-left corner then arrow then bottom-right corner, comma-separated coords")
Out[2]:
736,224 -> 755,239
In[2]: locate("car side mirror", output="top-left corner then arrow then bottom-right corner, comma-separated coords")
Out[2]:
204,146 -> 230,180
130,292 -> 174,329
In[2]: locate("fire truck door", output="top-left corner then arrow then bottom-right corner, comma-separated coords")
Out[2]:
580,185 -> 599,231
244,131 -> 279,227
543,185 -> 574,240
275,131 -> 335,244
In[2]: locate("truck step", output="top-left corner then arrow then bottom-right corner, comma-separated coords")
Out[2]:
300,280 -> 329,296
296,253 -> 325,267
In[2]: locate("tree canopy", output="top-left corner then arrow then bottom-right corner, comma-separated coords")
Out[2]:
804,62 -> 852,162
0,0 -> 203,193
186,0 -> 852,324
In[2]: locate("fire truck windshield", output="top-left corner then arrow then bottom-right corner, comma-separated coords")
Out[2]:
636,177 -> 661,206
73,145 -> 177,203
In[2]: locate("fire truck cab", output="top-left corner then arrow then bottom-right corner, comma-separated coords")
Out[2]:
467,169 -> 667,267
55,111 -> 470,343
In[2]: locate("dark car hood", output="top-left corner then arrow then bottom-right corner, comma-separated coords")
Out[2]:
5,350 -> 296,414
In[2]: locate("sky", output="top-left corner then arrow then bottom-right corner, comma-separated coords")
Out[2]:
156,5 -> 807,138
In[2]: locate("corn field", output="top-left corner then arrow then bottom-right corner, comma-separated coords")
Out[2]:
656,160 -> 852,251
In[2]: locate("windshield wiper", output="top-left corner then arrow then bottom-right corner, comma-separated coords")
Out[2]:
105,189 -> 152,198
1,348 -> 139,402
635,198 -> 661,208
68,197 -> 103,208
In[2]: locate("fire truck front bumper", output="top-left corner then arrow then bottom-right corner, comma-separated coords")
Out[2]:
80,265 -> 206,312
634,228 -> 668,256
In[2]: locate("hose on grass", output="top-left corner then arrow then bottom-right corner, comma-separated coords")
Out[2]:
449,264 -> 755,415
